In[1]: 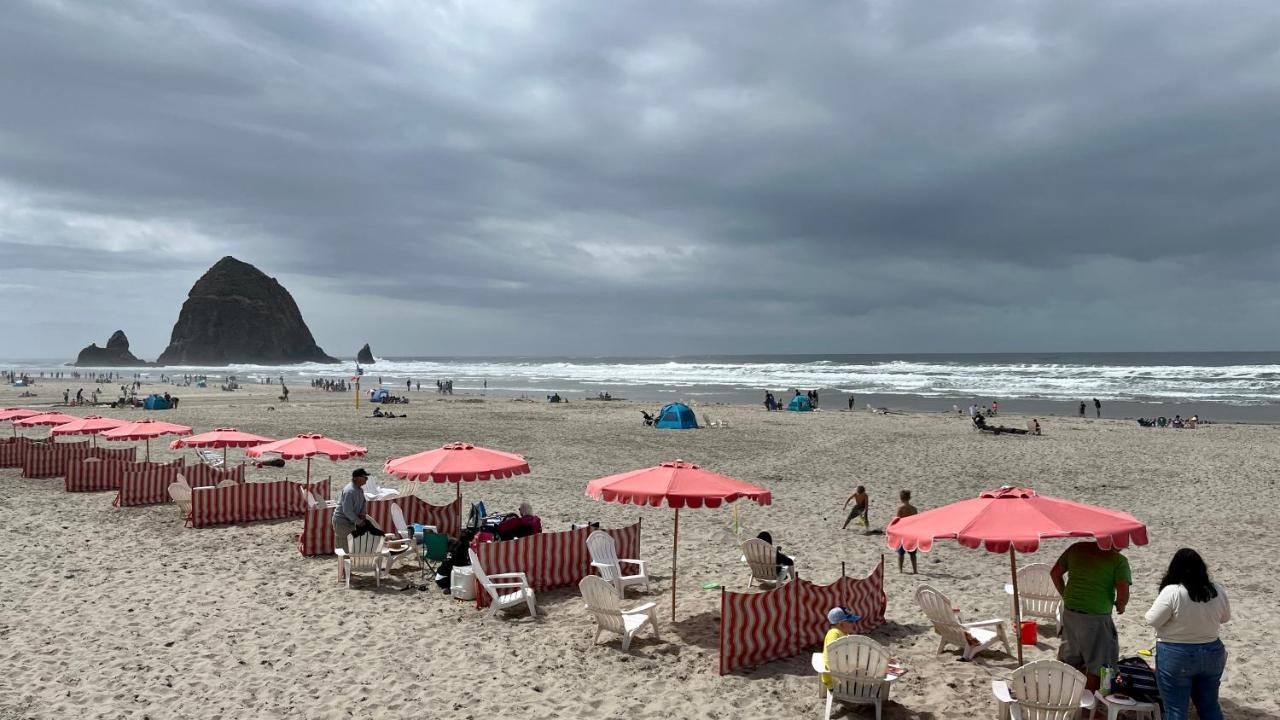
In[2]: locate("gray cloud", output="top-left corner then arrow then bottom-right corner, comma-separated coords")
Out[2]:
2,0 -> 1280,360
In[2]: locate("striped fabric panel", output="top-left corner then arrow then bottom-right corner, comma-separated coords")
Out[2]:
296,495 -> 462,556
472,523 -> 642,609
110,461 -> 188,507
183,463 -> 244,488
189,479 -> 332,528
718,557 -> 887,675
0,437 -> 38,468
64,449 -> 149,492
20,441 -> 93,478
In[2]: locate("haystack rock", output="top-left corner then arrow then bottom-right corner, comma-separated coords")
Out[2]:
156,256 -> 337,365
357,343 -> 375,364
75,330 -> 147,366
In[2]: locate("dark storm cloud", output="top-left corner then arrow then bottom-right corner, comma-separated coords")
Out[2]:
3,0 -> 1280,359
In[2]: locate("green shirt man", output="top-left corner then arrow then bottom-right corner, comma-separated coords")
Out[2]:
1050,541 -> 1132,689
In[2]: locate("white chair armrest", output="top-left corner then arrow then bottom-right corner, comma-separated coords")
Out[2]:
487,571 -> 530,581
488,581 -> 527,590
991,680 -> 1013,704
590,561 -> 611,570
334,549 -> 348,558
962,618 -> 1006,629
1080,691 -> 1096,710
622,601 -> 657,615
618,558 -> 647,570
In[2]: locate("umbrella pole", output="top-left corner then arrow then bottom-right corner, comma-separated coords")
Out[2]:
306,456 -> 312,488
456,482 -> 462,533
671,507 -> 680,622
1009,547 -> 1024,665
223,446 -> 228,466
145,437 -> 151,462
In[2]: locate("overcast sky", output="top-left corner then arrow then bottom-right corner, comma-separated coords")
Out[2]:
3,0 -> 1279,360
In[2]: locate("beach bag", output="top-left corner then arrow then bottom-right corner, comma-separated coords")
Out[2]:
466,501 -> 487,529
1110,656 -> 1159,702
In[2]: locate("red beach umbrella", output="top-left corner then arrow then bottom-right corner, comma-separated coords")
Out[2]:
383,442 -> 530,528
14,412 -> 80,427
586,460 -> 772,620
246,433 -> 367,485
100,419 -> 193,461
49,415 -> 126,446
886,486 -> 1148,663
1,408 -> 40,437
171,427 -> 276,466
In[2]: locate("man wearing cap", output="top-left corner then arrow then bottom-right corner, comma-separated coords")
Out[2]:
821,607 -> 862,688
333,468 -> 384,553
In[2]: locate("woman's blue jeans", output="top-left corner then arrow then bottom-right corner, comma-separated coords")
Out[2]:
1156,639 -> 1226,720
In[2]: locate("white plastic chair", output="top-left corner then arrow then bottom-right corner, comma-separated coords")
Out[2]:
335,533 -> 388,589
742,537 -> 794,588
916,584 -> 1011,661
586,530 -> 649,595
196,449 -> 224,468
1003,564 -> 1062,627
167,476 -> 192,520
468,548 -> 537,618
992,659 -> 1095,720
814,635 -> 896,720
382,503 -> 415,573
299,487 -> 318,509
579,575 -> 660,651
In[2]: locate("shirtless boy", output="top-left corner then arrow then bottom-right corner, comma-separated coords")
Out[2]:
842,486 -> 869,530
895,490 -> 919,573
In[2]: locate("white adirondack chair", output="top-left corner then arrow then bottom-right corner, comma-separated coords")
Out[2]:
586,530 -> 649,595
1003,564 -> 1062,626
742,538 -> 793,588
167,476 -> 192,521
813,635 -> 897,720
992,659 -> 1095,720
382,503 -> 415,573
335,533 -> 388,589
196,448 -> 224,468
917,584 -> 1011,661
579,575 -> 660,650
468,548 -> 537,618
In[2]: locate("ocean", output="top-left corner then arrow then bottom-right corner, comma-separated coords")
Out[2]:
8,352 -> 1280,422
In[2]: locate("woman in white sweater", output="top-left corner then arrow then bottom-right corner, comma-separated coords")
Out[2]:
1144,548 -> 1230,720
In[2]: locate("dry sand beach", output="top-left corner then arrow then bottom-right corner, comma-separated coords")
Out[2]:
1,382 -> 1277,719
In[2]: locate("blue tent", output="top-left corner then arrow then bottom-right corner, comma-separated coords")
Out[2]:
787,395 -> 813,412
369,388 -> 390,403
143,394 -> 170,410
655,402 -> 699,429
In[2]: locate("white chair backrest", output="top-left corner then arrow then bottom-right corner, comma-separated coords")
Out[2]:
742,538 -> 777,577
1017,564 -> 1062,618
580,575 -> 626,635
1008,660 -> 1087,720
916,585 -> 968,648
346,533 -> 385,573
299,487 -> 317,509
586,531 -> 621,583
168,482 -> 192,507
468,548 -> 493,591
389,503 -> 409,538
174,473 -> 191,489
826,635 -> 891,701
365,475 -> 382,494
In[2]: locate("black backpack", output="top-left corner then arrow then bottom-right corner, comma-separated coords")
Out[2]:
1111,656 -> 1159,702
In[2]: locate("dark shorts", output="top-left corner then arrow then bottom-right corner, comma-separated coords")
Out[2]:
1058,609 -> 1119,675
896,547 -> 917,558
846,504 -> 867,522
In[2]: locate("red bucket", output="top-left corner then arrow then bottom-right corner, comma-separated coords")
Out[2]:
1019,620 -> 1038,645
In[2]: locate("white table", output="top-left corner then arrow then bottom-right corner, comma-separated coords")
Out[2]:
1092,691 -> 1162,720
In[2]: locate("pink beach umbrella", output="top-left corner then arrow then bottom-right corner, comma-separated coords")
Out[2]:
170,427 -> 275,466
585,460 -> 772,620
886,486 -> 1148,664
245,433 -> 367,486
49,415 -> 127,446
13,412 -> 81,439
100,419 -> 193,461
0,408 -> 41,437
383,442 -> 531,529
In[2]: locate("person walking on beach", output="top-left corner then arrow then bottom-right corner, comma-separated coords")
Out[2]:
1051,541 -> 1131,691
63,389 -> 69,404
1094,397 -> 1102,418
990,400 -> 998,416
894,490 -> 919,574
842,486 -> 870,530
848,395 -> 855,410
1079,401 -> 1087,417
1144,548 -> 1230,720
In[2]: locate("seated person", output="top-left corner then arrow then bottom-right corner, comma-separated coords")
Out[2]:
821,607 -> 863,688
495,501 -> 542,539
755,531 -> 794,573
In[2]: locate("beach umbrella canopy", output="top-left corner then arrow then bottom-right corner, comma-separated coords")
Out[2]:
383,442 -> 530,526
246,433 -> 367,484
13,412 -> 80,427
100,419 -> 193,461
585,460 -> 772,620
49,415 -> 126,446
170,427 -> 276,465
886,486 -> 1148,663
1,408 -> 41,436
